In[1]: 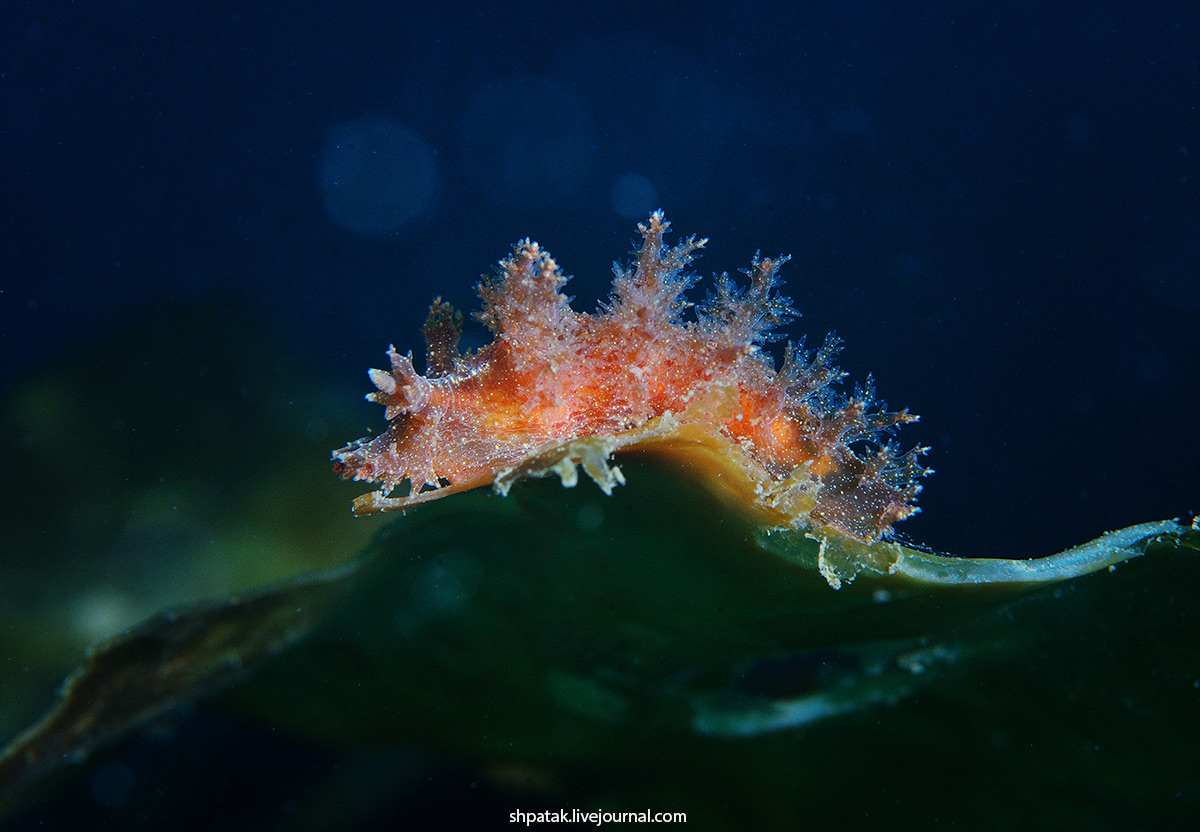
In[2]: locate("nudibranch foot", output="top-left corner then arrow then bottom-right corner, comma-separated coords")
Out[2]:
333,212 -> 930,542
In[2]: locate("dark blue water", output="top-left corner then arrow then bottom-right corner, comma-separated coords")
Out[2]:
2,3 -> 1195,562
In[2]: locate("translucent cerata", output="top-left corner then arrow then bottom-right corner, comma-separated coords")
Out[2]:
333,212 -> 929,544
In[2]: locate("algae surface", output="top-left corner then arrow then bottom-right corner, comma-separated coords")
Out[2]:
2,457 -> 1196,829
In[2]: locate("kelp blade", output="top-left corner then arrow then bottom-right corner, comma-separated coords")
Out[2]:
1,458 -> 1195,827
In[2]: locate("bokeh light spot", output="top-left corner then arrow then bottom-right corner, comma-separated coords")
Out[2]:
317,116 -> 437,234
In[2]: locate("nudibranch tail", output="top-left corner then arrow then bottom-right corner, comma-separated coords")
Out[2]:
333,212 -> 930,544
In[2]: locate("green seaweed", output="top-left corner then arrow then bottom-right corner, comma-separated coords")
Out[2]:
1,457 -> 1196,827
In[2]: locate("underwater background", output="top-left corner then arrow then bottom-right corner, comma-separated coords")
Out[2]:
2,1 -> 1198,829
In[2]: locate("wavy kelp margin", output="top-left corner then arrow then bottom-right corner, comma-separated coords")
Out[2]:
0,454 -> 1193,815
484,424 -> 1187,589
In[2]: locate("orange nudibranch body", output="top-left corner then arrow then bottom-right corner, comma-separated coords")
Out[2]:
333,212 -> 929,543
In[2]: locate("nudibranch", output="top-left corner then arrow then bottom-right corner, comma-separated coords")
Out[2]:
333,212 -> 929,544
